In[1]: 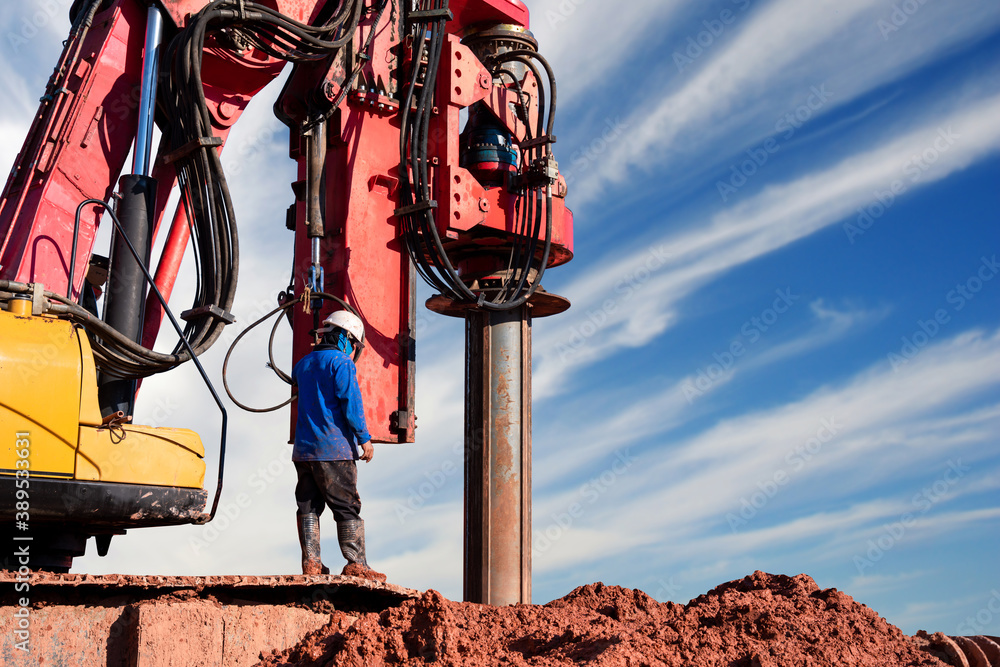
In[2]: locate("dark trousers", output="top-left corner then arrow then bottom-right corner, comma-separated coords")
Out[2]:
294,460 -> 362,522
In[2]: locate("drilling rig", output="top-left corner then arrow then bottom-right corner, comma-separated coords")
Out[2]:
0,0 -> 572,605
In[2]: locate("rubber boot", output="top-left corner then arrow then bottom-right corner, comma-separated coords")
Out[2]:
337,519 -> 386,582
296,513 -> 329,575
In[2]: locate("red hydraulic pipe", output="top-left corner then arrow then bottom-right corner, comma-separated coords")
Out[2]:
140,198 -> 192,350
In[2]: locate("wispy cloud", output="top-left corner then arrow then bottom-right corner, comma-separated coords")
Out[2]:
534,91 -> 1000,398
848,569 -> 934,596
574,0 -> 1000,201
533,301 -> 877,487
6,0 -> 997,630
532,327 -> 1000,575
530,0 -> 687,103
740,300 -> 887,373
891,592 -> 992,634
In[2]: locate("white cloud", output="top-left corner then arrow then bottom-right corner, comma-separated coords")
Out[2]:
739,299 -> 887,373
533,91 -> 1000,399
890,591 -> 990,634
848,569 -> 934,595
574,0 -> 1000,201
529,0 -> 687,103
531,327 -> 1000,577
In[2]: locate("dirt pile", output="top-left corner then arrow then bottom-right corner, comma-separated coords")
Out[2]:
257,570 -> 962,666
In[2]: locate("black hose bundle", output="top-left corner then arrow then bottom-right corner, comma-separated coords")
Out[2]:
60,1 -> 363,378
397,0 -> 558,311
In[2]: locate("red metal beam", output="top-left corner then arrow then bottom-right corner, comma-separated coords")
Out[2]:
286,1 -> 415,443
0,1 -> 146,296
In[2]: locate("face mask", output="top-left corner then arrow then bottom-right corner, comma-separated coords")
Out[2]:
337,332 -> 354,355
324,329 -> 353,355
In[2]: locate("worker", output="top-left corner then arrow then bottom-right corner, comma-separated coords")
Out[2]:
291,310 -> 386,582
79,254 -> 109,317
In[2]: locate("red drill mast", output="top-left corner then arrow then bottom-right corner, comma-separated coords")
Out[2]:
0,0 -> 573,602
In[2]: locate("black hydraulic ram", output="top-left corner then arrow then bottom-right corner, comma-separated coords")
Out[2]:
97,5 -> 163,417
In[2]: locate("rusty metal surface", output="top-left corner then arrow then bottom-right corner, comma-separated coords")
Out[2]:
487,309 -> 524,606
914,631 -> 1000,667
464,310 -> 489,605
520,310 -> 532,605
463,307 -> 531,606
954,636 -> 990,667
969,637 -> 1000,665
0,571 -> 418,598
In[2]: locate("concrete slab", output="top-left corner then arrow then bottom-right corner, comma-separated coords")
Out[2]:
0,572 -> 417,666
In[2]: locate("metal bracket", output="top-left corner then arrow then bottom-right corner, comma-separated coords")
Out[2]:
394,200 -> 438,217
518,135 -> 557,150
32,282 -> 46,315
407,8 -> 453,22
348,89 -> 400,115
162,136 -> 223,164
390,410 -> 409,432
180,304 -> 236,325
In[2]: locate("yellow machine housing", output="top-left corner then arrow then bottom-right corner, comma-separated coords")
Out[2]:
0,309 -> 205,486
0,309 -> 208,568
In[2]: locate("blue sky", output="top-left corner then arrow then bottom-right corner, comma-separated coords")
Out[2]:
3,0 -> 999,636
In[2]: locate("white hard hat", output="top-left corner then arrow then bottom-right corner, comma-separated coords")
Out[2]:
318,310 -> 365,344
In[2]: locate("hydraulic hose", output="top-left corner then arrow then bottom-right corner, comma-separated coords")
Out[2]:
395,1 -> 559,311
221,291 -> 360,413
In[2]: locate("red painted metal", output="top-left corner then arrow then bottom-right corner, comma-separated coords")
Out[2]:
446,0 -> 530,32
425,30 -> 574,283
141,40 -> 289,350
486,69 -> 540,142
289,115 -> 417,443
284,1 -> 415,444
0,0 -> 571,456
158,0 -> 324,28
0,0 -> 576,604
0,1 -> 146,297
188,0 -> 529,34
0,0 -> 288,305
158,0 -> 210,27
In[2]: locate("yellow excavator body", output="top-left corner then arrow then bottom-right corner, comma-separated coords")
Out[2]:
0,308 -> 208,569
0,309 -> 205,487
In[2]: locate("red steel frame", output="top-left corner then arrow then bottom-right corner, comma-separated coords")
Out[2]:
0,0 -> 572,447
0,1 -> 147,297
280,0 -> 571,443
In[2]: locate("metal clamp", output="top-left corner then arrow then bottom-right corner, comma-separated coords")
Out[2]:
407,8 -> 453,23
394,200 -> 438,217
32,282 -> 47,315
180,304 -> 236,324
162,136 -> 223,164
519,135 -> 557,150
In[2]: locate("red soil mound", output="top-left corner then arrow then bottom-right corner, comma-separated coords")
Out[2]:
258,570 -> 948,666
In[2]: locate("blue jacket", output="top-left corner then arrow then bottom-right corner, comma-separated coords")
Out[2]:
291,345 -> 371,461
